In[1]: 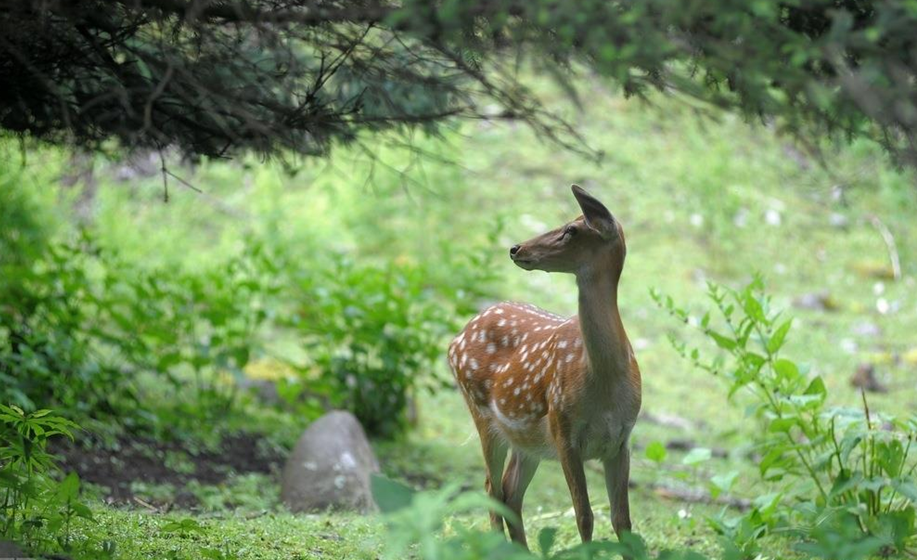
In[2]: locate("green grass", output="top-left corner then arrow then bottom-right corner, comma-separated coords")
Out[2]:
24,76 -> 917,558
88,508 -> 381,560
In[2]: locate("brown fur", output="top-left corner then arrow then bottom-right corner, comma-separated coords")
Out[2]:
448,185 -> 642,548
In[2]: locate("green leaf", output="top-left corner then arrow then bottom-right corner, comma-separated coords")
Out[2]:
767,319 -> 792,354
710,470 -> 739,499
743,293 -> 766,322
773,359 -> 800,383
768,417 -> 799,433
708,331 -> 736,350
371,474 -> 415,513
71,501 -> 94,520
683,448 -> 712,465
645,441 -> 667,463
57,471 -> 80,501
537,527 -> 557,557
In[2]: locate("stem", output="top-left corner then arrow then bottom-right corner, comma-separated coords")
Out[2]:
751,315 -> 829,503
861,389 -> 878,515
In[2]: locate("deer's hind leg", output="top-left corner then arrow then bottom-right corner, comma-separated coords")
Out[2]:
474,414 -> 509,534
502,450 -> 540,548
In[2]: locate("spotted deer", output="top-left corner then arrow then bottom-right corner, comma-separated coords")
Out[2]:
447,185 -> 641,547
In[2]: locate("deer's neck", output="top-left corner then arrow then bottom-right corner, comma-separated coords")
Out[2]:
575,260 -> 632,383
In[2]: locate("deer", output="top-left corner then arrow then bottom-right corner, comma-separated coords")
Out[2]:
447,184 -> 641,548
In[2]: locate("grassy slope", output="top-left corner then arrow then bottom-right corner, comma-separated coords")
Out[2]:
74,78 -> 917,559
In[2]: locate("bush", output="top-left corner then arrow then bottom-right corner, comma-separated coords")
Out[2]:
286,251 -> 492,438
0,405 -> 108,558
0,232 -> 273,430
654,278 -> 917,558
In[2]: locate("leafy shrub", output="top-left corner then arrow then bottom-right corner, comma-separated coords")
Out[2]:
287,253 -> 487,437
97,243 -> 274,423
370,475 -> 711,560
654,278 -> 917,559
0,237 -> 133,416
0,404 -> 109,558
1,228 -> 274,429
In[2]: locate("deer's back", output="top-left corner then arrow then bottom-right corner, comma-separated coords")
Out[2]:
449,302 -> 601,458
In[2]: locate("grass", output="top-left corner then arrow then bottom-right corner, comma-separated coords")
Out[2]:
88,509 -> 381,560
22,74 -> 917,558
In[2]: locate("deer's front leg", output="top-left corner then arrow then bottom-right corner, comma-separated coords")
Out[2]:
603,444 -> 632,539
552,420 -> 593,542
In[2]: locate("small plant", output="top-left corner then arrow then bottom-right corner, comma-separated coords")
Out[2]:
0,404 -> 97,555
370,474 -> 711,560
653,278 -> 917,558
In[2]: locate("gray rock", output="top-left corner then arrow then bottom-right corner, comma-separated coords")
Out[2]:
281,410 -> 379,513
0,540 -> 24,558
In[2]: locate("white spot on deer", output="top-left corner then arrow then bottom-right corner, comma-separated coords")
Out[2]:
461,354 -> 468,367
505,377 -> 514,387
486,343 -> 497,354
498,319 -> 507,327
465,370 -> 472,380
558,340 -> 568,349
565,353 -> 575,363
514,387 -> 521,396
495,308 -> 504,315
511,320 -> 518,327
501,335 -> 510,347
575,338 -> 583,348
470,358 -> 479,370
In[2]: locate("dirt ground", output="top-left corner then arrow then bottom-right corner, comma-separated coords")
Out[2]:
51,432 -> 285,509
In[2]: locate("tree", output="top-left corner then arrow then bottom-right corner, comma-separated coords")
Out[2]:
3,0 -> 917,167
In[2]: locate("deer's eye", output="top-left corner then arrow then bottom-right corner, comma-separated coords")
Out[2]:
563,226 -> 577,239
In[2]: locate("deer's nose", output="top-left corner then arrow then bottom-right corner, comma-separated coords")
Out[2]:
510,244 -> 521,256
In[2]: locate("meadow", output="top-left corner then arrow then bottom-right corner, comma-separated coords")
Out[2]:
2,77 -> 917,559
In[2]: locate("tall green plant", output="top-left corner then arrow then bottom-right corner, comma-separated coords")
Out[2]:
289,255 -> 468,437
0,405 -> 105,556
653,278 -> 917,559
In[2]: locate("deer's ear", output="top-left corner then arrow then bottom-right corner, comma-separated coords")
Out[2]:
572,184 -> 616,239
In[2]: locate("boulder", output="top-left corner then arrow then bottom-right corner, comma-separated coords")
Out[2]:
281,411 -> 379,513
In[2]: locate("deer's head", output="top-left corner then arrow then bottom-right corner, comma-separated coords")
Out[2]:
510,185 -> 625,276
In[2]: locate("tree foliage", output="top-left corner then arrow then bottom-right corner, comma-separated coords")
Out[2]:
3,0 -> 917,165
